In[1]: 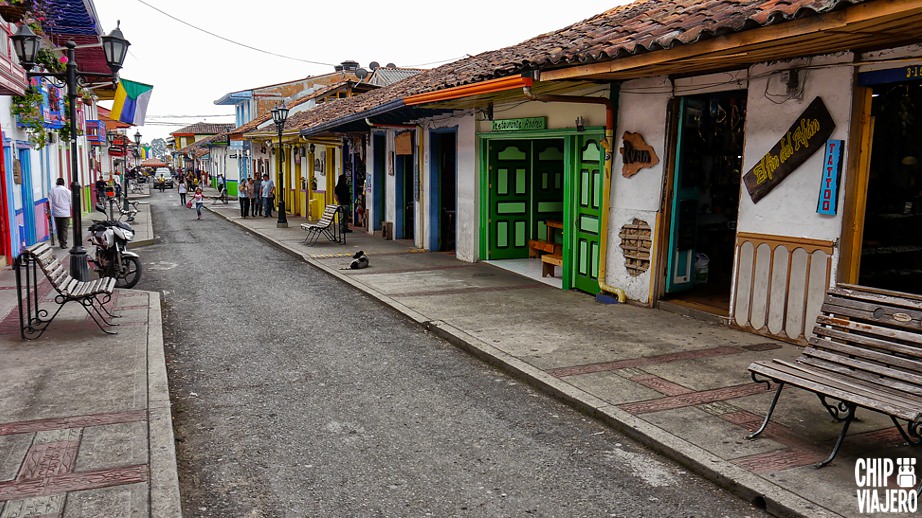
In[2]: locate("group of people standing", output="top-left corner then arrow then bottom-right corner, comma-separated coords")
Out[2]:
237,174 -> 276,218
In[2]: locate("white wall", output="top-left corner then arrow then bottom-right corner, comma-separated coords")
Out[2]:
608,77 -> 674,303
739,54 -> 854,244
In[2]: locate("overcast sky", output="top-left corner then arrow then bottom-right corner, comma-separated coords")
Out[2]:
91,0 -> 630,144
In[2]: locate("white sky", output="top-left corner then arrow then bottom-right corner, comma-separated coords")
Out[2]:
91,0 -> 630,144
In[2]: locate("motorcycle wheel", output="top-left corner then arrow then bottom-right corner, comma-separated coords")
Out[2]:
115,256 -> 142,289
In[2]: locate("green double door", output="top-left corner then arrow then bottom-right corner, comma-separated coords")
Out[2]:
486,137 -> 603,294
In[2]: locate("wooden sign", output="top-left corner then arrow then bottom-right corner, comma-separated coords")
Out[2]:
395,131 -> 413,155
816,139 -> 844,215
619,131 -> 659,178
743,97 -> 835,203
491,117 -> 546,131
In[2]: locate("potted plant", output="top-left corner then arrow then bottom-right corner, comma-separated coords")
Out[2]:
0,0 -> 32,23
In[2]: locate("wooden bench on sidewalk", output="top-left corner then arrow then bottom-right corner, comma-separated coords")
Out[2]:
299,204 -> 344,246
747,284 -> 922,467
14,243 -> 119,340
210,187 -> 228,205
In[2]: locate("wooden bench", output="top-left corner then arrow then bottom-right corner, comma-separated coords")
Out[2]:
528,239 -> 555,258
210,187 -> 228,204
541,253 -> 563,277
747,284 -> 922,467
299,204 -> 344,246
14,242 -> 119,340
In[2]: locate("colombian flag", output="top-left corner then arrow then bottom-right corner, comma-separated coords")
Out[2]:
111,79 -> 153,125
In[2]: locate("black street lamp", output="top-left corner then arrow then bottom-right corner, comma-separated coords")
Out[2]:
271,104 -> 288,227
12,22 -> 130,281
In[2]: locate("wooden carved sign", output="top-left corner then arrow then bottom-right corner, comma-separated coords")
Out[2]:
743,96 -> 835,203
620,132 -> 659,178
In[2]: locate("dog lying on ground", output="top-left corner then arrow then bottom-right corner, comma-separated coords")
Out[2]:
350,250 -> 369,269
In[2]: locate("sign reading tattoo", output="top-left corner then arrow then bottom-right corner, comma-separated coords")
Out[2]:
743,97 -> 835,203
620,131 -> 660,178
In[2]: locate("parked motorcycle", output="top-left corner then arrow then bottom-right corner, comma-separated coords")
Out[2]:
87,218 -> 142,289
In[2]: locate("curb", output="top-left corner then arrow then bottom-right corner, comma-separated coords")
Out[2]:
143,290 -> 182,516
206,207 -> 836,518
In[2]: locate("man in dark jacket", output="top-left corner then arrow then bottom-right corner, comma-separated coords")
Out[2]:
335,173 -> 351,233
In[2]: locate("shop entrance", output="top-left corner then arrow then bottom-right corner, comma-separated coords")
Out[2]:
857,81 -> 922,294
663,91 -> 746,314
395,154 -> 414,240
429,130 -> 456,252
487,139 -> 565,260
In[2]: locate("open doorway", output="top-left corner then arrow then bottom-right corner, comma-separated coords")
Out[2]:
430,130 -> 456,252
395,153 -> 414,240
485,138 -> 566,288
858,82 -> 922,294
663,91 -> 746,314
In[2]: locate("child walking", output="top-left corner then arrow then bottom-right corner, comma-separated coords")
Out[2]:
192,187 -> 204,220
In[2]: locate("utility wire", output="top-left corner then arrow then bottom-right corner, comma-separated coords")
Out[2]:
134,0 -> 335,67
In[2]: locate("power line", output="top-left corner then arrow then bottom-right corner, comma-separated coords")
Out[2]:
134,0 -> 335,67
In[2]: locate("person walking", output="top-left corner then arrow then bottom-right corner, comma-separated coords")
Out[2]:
261,173 -> 275,218
238,177 -> 250,218
178,181 -> 188,206
192,187 -> 205,220
252,175 -> 263,217
335,173 -> 352,233
49,178 -> 72,249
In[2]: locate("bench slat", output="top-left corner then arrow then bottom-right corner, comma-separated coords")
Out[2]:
820,300 -> 922,335
749,359 -> 922,420
811,326 -> 922,366
802,347 -> 922,389
798,356 -> 922,399
833,284 -> 922,309
814,314 -> 922,349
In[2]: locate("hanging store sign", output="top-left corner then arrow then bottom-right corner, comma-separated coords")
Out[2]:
743,97 -> 835,203
491,117 -> 546,132
620,131 -> 659,178
816,139 -> 844,215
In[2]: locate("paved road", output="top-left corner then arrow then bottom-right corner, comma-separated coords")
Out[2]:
138,191 -> 765,517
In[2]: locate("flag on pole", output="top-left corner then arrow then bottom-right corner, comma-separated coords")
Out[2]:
111,79 -> 153,125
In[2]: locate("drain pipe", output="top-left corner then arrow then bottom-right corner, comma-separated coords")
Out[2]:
523,86 -> 626,303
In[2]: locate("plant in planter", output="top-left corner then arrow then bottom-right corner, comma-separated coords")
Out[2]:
0,0 -> 33,23
10,85 -> 47,148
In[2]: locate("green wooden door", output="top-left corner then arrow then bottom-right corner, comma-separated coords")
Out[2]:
573,138 -> 603,295
488,141 -> 531,259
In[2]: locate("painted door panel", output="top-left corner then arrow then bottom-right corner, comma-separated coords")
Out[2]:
573,138 -> 602,295
533,142 -> 565,250
666,98 -> 698,294
488,141 -> 530,259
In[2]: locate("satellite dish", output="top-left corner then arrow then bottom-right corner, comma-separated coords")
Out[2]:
386,63 -> 396,68
369,61 -> 380,70
355,68 -> 369,80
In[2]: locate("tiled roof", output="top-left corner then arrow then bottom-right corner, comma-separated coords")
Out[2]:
171,122 -> 235,137
290,0 -> 867,134
367,68 -> 423,87
236,81 -> 377,137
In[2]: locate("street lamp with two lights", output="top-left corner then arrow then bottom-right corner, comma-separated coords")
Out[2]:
12,22 -> 130,281
271,103 -> 288,228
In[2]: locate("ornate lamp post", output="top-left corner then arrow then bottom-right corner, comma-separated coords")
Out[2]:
12,22 -> 130,281
271,104 -> 288,227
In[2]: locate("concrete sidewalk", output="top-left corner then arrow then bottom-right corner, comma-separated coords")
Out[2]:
0,194 -> 180,517
208,193 -> 915,518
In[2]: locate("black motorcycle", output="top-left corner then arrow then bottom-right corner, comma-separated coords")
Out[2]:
87,218 -> 142,289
